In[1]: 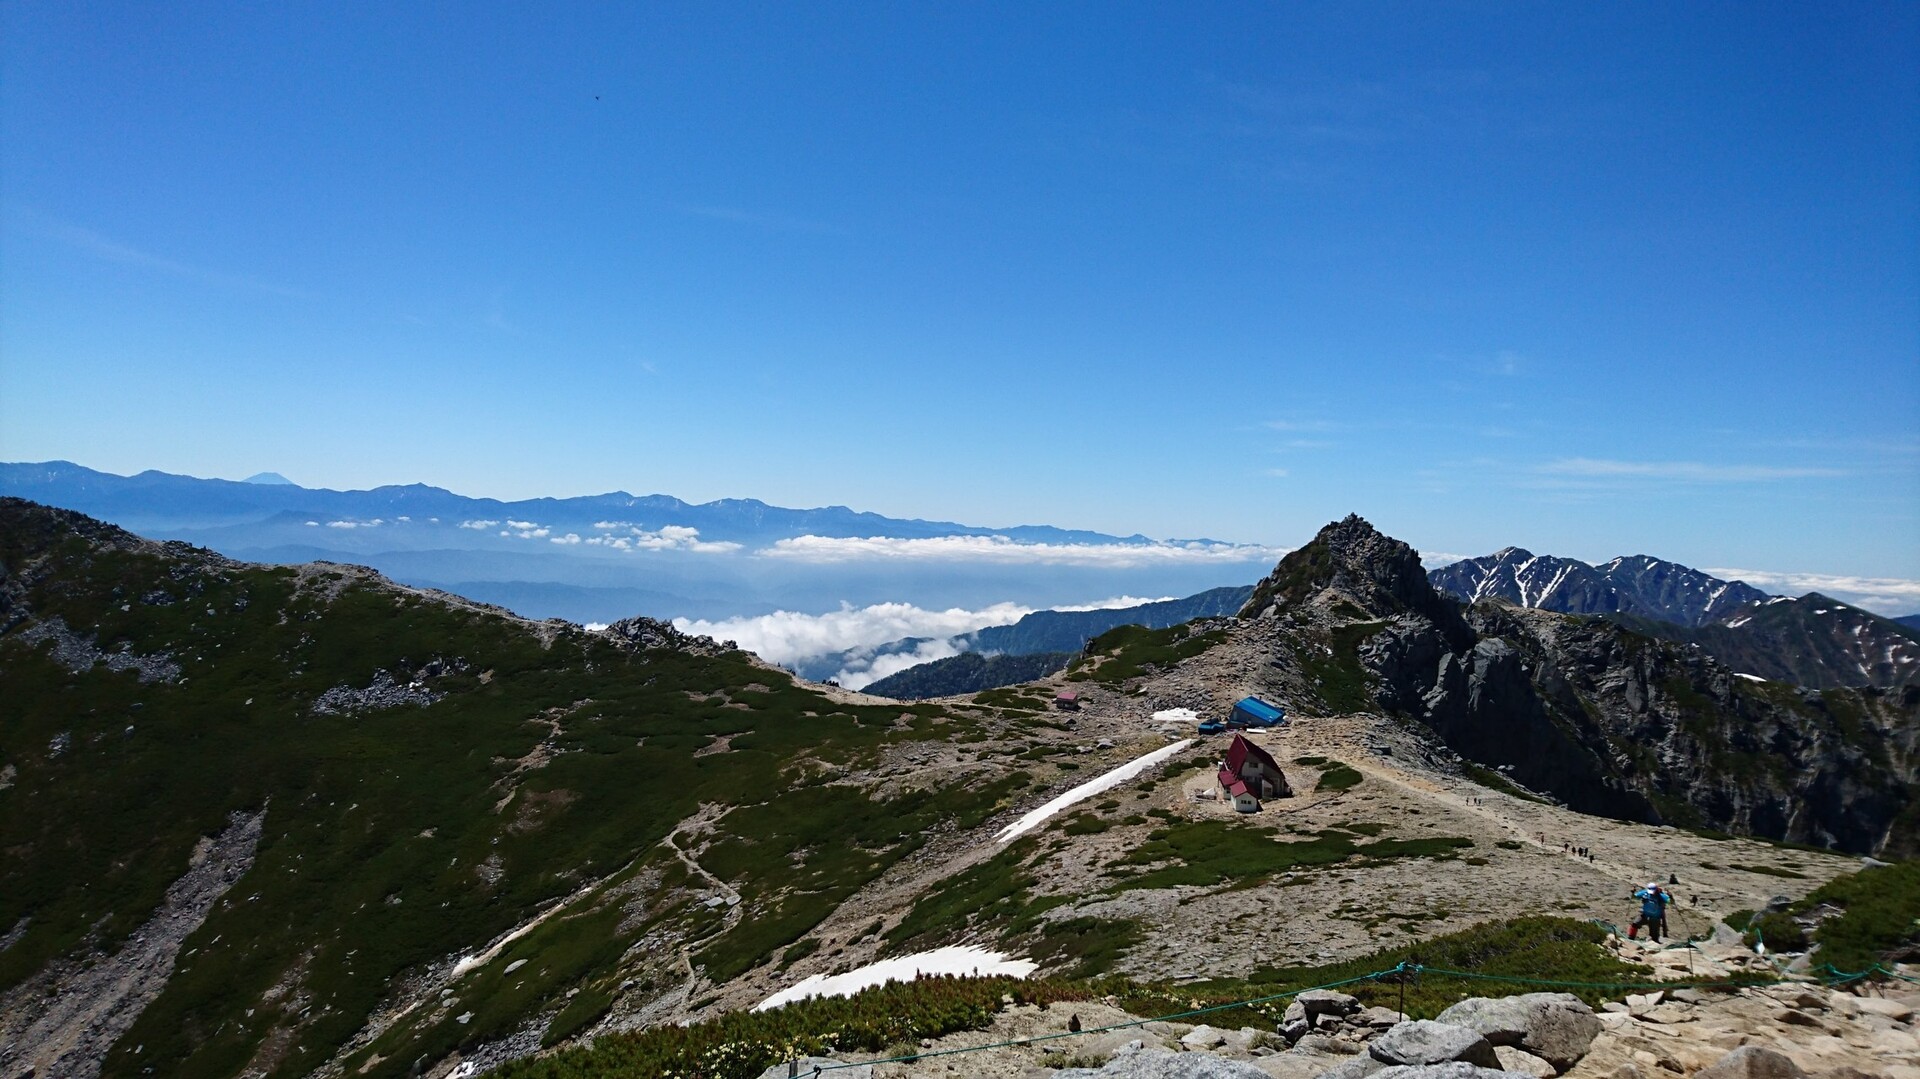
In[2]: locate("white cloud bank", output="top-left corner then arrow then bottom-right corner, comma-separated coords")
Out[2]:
757,534 -> 1286,566
676,601 -> 1034,669
1705,568 -> 1920,616
675,595 -> 1170,690
583,524 -> 741,553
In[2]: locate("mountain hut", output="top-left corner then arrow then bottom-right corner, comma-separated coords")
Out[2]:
1217,733 -> 1290,813
1228,696 -> 1285,729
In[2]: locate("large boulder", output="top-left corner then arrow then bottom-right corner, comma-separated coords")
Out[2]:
1367,1021 -> 1500,1068
1433,993 -> 1602,1070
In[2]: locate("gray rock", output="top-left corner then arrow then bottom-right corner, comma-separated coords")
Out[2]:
1693,1046 -> 1807,1079
1053,1047 -> 1274,1077
1315,1056 -> 1387,1079
1285,1002 -> 1309,1025
1368,1021 -> 1499,1068
1491,1046 -> 1555,1078
1371,1066 -> 1532,1079
1180,1024 -> 1228,1049
1295,1033 -> 1363,1055
1356,1006 -> 1409,1030
1432,993 -> 1599,1070
1299,990 -> 1363,1017
1517,1004 -> 1602,1070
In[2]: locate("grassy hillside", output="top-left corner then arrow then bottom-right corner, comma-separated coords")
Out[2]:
0,500 -> 1018,1078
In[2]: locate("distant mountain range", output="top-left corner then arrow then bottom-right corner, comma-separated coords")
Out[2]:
1430,549 -> 1920,690
0,460 -> 1149,545
1616,594 -> 1920,690
0,462 -> 1273,622
862,651 -> 1079,698
1428,547 -> 1770,627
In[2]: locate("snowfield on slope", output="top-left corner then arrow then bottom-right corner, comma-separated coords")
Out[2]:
995,738 -> 1193,843
754,945 -> 1036,1011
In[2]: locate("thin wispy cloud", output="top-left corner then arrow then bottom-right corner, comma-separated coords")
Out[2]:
17,211 -> 311,299
755,534 -> 1287,566
1536,458 -> 1844,483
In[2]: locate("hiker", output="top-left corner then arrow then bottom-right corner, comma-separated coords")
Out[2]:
1629,883 -> 1672,942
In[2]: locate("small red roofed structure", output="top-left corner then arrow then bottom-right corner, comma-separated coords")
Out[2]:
1054,690 -> 1080,711
1217,734 -> 1290,813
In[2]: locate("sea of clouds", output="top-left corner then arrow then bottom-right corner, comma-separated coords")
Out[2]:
674,595 -> 1170,690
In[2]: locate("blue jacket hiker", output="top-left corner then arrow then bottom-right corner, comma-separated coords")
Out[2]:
1630,884 -> 1671,941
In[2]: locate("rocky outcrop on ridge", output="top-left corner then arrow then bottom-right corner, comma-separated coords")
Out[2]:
599,615 -> 737,657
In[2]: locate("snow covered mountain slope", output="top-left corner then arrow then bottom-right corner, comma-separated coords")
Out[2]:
1429,547 -> 1770,627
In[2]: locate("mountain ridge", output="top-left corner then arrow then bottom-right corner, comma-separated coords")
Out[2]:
1428,546 -> 1771,627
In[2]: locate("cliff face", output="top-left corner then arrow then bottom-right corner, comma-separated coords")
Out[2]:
1252,515 -> 1919,857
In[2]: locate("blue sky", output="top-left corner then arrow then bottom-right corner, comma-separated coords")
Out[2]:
3,2 -> 1916,583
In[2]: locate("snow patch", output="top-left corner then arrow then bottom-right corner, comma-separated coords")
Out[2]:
1150,708 -> 1200,726
1734,673 -> 1767,683
996,739 -> 1193,843
754,945 -> 1035,1011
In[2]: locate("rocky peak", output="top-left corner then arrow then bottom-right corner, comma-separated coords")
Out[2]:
1241,515 -> 1466,637
599,615 -> 735,657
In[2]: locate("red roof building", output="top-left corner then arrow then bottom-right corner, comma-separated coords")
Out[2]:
1216,734 -> 1290,812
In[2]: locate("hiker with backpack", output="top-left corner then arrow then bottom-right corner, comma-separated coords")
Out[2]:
1629,883 -> 1672,942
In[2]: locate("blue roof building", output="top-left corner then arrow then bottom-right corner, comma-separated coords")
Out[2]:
1229,696 -> 1285,728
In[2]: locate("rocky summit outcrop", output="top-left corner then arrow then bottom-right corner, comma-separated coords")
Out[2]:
1242,515 -> 1469,648
1245,517 -> 1919,856
599,614 -> 736,656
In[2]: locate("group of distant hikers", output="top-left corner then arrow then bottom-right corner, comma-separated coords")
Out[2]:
1628,877 -> 1679,942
